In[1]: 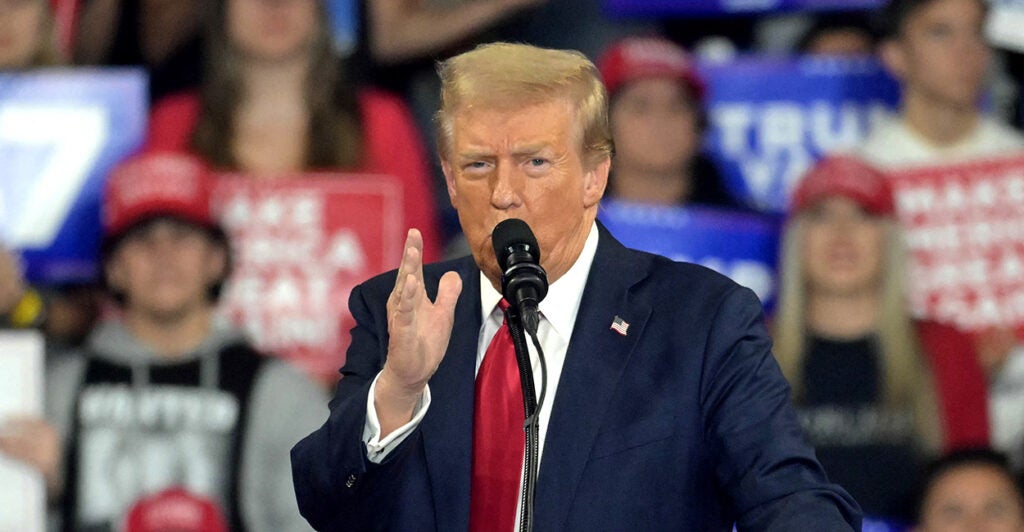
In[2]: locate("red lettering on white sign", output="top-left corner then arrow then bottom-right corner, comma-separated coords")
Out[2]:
211,174 -> 404,378
889,156 -> 1024,336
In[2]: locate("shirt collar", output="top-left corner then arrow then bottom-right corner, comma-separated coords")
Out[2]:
479,222 -> 599,340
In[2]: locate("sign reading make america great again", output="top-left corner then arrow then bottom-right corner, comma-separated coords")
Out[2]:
700,56 -> 899,213
604,0 -> 884,16
211,174 -> 405,378
888,155 -> 1024,337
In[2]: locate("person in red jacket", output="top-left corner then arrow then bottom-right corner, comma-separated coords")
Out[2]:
145,0 -> 441,261
772,155 -> 990,522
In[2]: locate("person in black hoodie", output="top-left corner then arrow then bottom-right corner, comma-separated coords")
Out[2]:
0,151 -> 324,532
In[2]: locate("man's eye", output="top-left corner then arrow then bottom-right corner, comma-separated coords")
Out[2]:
529,158 -> 548,167
465,161 -> 490,171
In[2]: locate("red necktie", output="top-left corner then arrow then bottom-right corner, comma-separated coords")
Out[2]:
470,300 -> 525,532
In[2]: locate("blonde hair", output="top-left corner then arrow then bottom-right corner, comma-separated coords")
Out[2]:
435,42 -> 613,165
773,216 -> 942,452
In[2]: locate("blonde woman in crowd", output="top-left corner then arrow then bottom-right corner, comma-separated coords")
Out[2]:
774,155 -> 990,521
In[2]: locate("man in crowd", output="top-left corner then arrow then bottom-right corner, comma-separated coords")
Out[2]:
862,0 -> 1024,166
291,42 -> 860,530
0,152 -> 324,531
863,0 -> 1024,472
915,449 -> 1024,531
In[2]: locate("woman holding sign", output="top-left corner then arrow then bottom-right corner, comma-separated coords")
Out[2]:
772,155 -> 990,523
145,0 -> 442,261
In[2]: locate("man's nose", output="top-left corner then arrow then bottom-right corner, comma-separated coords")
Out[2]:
490,162 -> 523,209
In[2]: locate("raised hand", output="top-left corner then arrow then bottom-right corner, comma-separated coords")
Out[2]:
375,229 -> 462,436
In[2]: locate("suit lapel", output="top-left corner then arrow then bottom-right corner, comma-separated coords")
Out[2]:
420,257 -> 481,532
534,226 -> 652,531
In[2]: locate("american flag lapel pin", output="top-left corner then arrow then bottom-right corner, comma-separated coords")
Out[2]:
610,315 -> 629,336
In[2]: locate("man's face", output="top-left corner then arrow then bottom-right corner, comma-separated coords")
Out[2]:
442,99 -> 609,288
884,0 -> 989,111
107,218 -> 226,322
917,464 -> 1024,532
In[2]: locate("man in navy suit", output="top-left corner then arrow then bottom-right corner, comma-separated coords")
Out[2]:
291,42 -> 861,531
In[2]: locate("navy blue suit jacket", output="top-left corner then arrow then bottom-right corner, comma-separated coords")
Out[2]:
291,226 -> 861,531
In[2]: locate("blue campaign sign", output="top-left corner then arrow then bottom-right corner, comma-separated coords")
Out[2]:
605,0 -> 884,17
0,69 -> 148,284
862,517 -> 909,532
326,0 -> 358,55
700,56 -> 900,213
598,199 -> 782,308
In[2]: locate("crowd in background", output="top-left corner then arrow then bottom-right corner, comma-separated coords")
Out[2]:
1,0 -> 1024,530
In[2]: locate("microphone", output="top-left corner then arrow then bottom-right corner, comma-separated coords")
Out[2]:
491,218 -> 548,335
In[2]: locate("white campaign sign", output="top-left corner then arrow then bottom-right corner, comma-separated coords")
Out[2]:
0,331 -> 45,532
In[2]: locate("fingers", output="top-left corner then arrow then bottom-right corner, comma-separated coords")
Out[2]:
435,271 -> 463,316
405,229 -> 425,287
0,425 -> 43,462
1,416 -> 47,435
0,417 -> 59,476
391,229 -> 425,306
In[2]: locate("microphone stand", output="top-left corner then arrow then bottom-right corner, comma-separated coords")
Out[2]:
504,304 -> 546,532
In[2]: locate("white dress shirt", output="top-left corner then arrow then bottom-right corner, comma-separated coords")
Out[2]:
361,222 -> 600,527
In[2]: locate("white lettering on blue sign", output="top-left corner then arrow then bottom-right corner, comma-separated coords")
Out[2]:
0,103 -> 108,247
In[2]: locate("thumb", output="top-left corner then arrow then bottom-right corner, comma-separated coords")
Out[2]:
435,271 -> 463,315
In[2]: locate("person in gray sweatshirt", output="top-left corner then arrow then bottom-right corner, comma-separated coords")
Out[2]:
0,152 -> 326,532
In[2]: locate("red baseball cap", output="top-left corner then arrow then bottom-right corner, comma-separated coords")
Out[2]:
597,36 -> 706,101
103,152 -> 215,240
790,155 -> 895,216
123,487 -> 228,532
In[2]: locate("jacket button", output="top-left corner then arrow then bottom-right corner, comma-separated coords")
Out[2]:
345,474 -> 357,488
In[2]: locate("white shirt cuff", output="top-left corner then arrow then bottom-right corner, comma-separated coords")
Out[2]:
362,371 -> 431,463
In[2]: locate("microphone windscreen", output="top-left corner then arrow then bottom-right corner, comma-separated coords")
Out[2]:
492,218 -> 540,266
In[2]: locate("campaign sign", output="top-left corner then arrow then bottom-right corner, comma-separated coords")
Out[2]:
326,0 -> 358,54
888,156 -> 1024,336
862,517 -> 908,532
701,56 -> 899,213
211,174 -> 404,377
598,200 -> 781,307
0,69 -> 148,284
605,0 -> 884,17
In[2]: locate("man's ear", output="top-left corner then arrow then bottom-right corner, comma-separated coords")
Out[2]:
442,159 -> 459,209
879,38 -> 908,81
582,155 -> 610,208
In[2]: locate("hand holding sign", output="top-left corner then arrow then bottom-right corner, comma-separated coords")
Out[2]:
376,229 -> 462,437
0,416 -> 61,498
